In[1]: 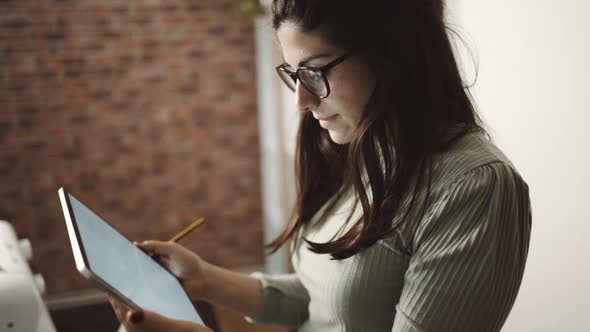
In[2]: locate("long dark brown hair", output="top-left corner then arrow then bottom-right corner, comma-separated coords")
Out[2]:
266,0 -> 487,259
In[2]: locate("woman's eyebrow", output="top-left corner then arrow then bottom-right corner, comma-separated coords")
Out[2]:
283,53 -> 333,68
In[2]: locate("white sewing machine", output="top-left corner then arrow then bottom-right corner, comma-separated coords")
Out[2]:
0,220 -> 57,332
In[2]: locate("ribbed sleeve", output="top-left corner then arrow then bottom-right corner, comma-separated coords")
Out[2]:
391,162 -> 531,332
245,272 -> 310,327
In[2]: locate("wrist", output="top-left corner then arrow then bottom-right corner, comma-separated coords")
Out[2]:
185,262 -> 214,301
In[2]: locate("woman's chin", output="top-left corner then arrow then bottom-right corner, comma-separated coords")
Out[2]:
328,130 -> 351,145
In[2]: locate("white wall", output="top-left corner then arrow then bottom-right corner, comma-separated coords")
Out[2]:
449,1 -> 590,330
255,16 -> 298,274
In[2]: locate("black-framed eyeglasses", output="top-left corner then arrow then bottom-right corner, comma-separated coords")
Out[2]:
276,54 -> 349,99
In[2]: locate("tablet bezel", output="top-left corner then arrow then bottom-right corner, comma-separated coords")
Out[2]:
58,187 -> 203,323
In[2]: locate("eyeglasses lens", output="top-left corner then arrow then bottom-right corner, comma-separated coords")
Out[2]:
298,69 -> 327,98
277,68 -> 297,92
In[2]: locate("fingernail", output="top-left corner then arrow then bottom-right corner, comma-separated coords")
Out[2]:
130,311 -> 144,324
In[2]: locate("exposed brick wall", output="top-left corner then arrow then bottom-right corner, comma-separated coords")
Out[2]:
0,0 -> 264,294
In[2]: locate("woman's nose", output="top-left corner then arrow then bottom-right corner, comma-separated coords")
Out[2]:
295,81 -> 320,112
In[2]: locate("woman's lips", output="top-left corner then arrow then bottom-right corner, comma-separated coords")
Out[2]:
316,114 -> 338,121
317,114 -> 339,129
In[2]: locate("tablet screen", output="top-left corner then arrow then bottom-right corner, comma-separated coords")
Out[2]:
66,192 -> 203,324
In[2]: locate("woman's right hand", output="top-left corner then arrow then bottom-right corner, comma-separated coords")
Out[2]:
136,239 -> 264,317
135,240 -> 210,298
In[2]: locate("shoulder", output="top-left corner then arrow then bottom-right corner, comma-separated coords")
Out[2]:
396,132 -> 531,254
430,131 -> 524,188
433,131 -> 530,213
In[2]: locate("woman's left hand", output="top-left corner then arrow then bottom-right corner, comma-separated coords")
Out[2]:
109,297 -> 213,332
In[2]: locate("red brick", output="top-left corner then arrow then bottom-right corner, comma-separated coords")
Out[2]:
0,0 -> 264,295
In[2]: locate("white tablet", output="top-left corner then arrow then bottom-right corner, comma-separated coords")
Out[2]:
58,187 -> 204,325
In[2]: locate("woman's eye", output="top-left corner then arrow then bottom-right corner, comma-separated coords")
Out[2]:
311,73 -> 322,81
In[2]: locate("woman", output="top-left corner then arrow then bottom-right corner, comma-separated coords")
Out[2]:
111,0 -> 531,331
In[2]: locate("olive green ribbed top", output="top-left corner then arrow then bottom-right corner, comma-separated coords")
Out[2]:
247,132 -> 532,332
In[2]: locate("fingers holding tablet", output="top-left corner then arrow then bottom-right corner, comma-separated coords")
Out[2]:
134,241 -> 172,258
109,296 -> 213,332
134,240 -> 206,281
108,296 -> 144,327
